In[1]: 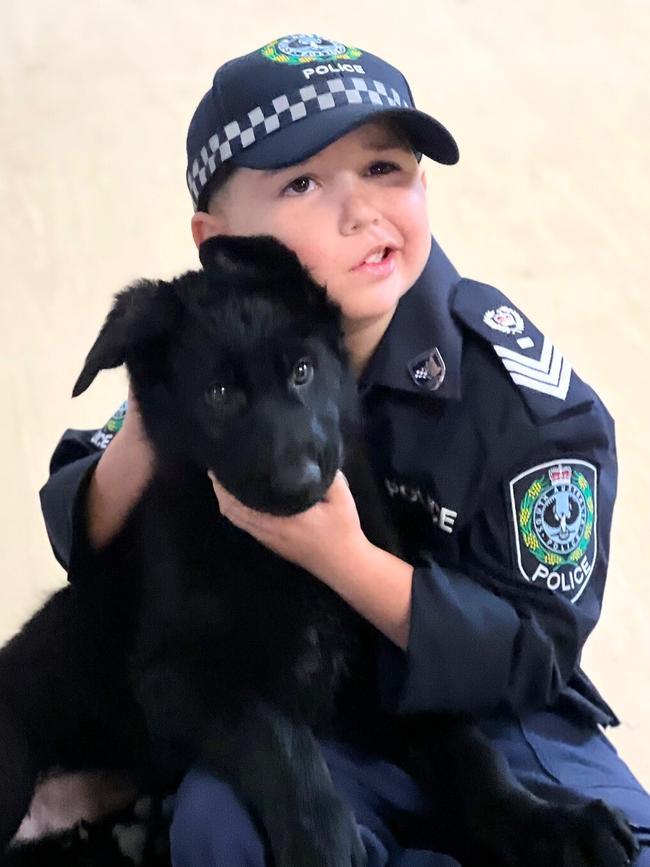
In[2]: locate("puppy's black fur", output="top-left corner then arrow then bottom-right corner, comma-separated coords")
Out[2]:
0,236 -> 638,867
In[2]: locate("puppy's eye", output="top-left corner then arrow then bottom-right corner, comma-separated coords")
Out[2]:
291,359 -> 313,387
205,384 -> 229,405
204,383 -> 247,416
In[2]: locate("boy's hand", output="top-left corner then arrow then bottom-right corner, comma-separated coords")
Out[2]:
209,470 -> 414,648
208,471 -> 371,584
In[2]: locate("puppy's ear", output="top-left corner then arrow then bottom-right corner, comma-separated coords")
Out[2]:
198,234 -> 340,322
199,234 -> 306,282
72,279 -> 179,398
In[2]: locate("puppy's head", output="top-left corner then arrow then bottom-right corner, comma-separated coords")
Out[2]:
74,236 -> 357,515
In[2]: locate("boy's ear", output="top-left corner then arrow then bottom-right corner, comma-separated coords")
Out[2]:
191,210 -> 227,249
72,279 -> 179,398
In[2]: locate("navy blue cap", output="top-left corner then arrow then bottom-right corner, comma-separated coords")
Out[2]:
186,34 -> 459,210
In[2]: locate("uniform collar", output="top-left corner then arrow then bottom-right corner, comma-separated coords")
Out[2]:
359,235 -> 463,400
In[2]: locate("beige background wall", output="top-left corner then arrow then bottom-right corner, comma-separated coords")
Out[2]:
1,2 -> 648,787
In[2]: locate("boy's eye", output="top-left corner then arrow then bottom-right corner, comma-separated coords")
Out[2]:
368,161 -> 399,176
284,176 -> 316,196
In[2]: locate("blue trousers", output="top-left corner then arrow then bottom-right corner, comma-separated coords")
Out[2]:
170,710 -> 650,866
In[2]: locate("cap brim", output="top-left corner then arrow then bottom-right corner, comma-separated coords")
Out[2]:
231,103 -> 459,170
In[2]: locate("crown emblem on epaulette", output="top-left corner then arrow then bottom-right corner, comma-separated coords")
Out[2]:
483,305 -> 524,335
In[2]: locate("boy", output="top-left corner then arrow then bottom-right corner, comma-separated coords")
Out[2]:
40,34 -> 649,865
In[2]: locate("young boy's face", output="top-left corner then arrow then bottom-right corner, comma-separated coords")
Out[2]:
191,120 -> 432,333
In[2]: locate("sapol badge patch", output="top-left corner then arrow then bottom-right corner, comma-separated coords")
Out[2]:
509,460 -> 597,603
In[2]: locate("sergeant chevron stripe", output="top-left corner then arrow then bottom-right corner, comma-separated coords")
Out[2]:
493,338 -> 572,399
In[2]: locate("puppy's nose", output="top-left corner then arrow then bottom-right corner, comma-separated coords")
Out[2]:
271,458 -> 322,498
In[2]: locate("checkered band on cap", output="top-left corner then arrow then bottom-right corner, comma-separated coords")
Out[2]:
187,75 -> 410,208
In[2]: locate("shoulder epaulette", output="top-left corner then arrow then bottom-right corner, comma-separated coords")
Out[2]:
451,278 -> 593,417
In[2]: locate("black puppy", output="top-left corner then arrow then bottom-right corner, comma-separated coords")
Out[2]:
0,236 -> 638,866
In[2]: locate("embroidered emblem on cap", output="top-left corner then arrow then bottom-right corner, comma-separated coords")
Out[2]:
261,34 -> 362,64
408,348 -> 446,391
483,305 -> 524,335
509,459 -> 597,603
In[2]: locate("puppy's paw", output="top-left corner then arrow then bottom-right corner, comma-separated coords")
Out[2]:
543,799 -> 639,867
474,797 -> 639,867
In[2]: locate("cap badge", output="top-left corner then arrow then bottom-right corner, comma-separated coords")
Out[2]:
408,347 -> 446,391
261,34 -> 362,65
483,305 -> 524,335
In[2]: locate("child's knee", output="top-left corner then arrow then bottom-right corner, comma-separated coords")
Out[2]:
170,769 -> 267,866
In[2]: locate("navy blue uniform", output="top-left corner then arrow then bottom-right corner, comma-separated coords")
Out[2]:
39,236 -> 649,864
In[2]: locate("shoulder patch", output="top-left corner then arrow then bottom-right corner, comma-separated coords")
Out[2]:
90,400 -> 128,450
451,279 -> 592,417
508,459 -> 598,603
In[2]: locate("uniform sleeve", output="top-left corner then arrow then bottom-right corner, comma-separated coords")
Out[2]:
39,402 -> 128,577
398,559 -> 581,717
390,394 -> 616,722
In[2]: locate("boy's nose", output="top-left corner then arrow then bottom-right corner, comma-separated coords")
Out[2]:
339,190 -> 382,236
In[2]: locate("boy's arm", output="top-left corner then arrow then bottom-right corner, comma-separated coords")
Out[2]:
84,390 -> 154,549
39,391 -> 154,578
211,471 -> 584,717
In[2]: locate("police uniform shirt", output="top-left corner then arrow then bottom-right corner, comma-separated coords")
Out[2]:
38,236 -> 618,729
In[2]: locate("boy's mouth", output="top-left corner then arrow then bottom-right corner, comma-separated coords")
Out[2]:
351,246 -> 397,275
352,246 -> 394,271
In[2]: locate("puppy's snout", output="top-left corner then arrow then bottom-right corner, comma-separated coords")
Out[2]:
271,458 -> 322,499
